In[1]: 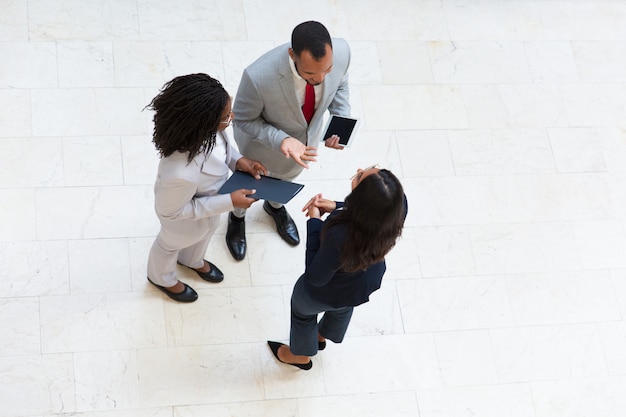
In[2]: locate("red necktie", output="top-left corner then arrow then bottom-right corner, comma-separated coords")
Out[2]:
302,83 -> 315,124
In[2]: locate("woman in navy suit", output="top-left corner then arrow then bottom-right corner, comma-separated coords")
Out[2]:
268,165 -> 407,369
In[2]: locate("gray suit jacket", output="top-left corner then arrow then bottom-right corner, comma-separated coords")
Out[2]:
233,38 -> 351,179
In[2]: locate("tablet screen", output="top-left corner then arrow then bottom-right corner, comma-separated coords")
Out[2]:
322,115 -> 359,147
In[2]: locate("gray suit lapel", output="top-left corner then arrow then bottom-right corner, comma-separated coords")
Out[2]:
278,53 -> 307,126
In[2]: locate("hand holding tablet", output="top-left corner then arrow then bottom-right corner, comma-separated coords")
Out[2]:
322,115 -> 359,148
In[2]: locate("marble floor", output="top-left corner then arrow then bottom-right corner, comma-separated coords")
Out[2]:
2,0 -> 626,416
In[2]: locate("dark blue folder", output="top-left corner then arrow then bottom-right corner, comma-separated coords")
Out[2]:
218,170 -> 304,204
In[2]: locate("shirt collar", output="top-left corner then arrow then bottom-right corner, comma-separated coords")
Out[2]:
288,55 -> 305,81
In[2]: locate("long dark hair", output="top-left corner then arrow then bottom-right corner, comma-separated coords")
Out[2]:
146,73 -> 229,163
323,169 -> 406,273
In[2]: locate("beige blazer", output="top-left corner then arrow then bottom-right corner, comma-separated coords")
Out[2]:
154,131 -> 240,246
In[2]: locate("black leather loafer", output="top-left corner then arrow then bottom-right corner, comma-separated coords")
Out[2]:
263,201 -> 300,246
318,340 -> 326,350
147,277 -> 198,303
177,260 -> 224,283
267,341 -> 312,370
226,212 -> 246,261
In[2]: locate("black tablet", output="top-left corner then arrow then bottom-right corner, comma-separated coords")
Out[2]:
322,115 -> 360,147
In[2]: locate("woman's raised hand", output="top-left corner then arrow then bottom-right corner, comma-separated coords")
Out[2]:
302,194 -> 336,218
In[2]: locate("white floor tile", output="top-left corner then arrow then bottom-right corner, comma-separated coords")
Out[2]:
531,377 -> 626,417
68,238 -> 132,294
319,334 -> 442,394
174,400 -> 298,417
597,321 -> 626,376
0,42 -> 58,88
396,130 -> 455,177
27,0 -> 140,41
549,127 -> 607,173
163,286 -> 288,346
430,41 -> 532,84
0,297 -> 41,355
298,391 -> 419,417
0,240 -> 69,297
469,222 -> 582,275
444,0 -> 544,41
0,137 -> 64,188
506,270 -> 621,326
137,344 -> 264,407
0,89 -> 31,137
415,226 -> 475,277
562,83 -> 626,127
113,42 -> 225,88
491,324 -> 608,383
361,85 -> 469,130
62,136 -> 124,186
538,1 -> 626,40
57,41 -> 115,88
0,353 -> 75,417
378,41 -> 433,85
31,88 -> 152,137
40,293 -> 167,353
136,0 -> 246,41
0,189 -> 36,241
416,383 -> 535,417
447,128 -> 555,175
0,0 -> 27,41
524,41 -> 580,84
74,350 -> 141,412
397,276 -> 514,333
434,329 -> 499,387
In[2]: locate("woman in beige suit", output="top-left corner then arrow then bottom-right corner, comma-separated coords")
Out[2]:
146,74 -> 267,303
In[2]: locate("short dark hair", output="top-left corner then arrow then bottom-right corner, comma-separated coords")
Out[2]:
146,73 -> 229,163
291,21 -> 332,59
323,169 -> 407,272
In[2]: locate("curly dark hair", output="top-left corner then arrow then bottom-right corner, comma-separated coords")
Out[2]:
323,169 -> 406,273
146,73 -> 230,163
291,21 -> 332,60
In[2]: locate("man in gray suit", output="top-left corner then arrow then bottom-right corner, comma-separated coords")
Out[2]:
227,21 -> 351,260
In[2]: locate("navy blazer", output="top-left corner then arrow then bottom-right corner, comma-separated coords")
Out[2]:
302,202 -> 387,308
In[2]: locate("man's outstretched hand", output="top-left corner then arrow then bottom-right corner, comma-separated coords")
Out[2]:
280,137 -> 318,168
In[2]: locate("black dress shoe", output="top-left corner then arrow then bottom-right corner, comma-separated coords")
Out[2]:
263,201 -> 300,246
226,212 -> 246,261
177,260 -> 224,283
147,277 -> 198,303
267,341 -> 312,370
318,340 -> 326,351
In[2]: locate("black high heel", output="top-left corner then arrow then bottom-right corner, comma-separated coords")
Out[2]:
267,341 -> 312,370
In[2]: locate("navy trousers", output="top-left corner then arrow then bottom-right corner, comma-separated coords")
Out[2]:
289,275 -> 354,356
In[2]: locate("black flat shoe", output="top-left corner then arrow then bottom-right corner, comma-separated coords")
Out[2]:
177,260 -> 224,283
226,212 -> 246,261
263,201 -> 300,246
267,341 -> 312,370
318,340 -> 326,350
147,277 -> 198,303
